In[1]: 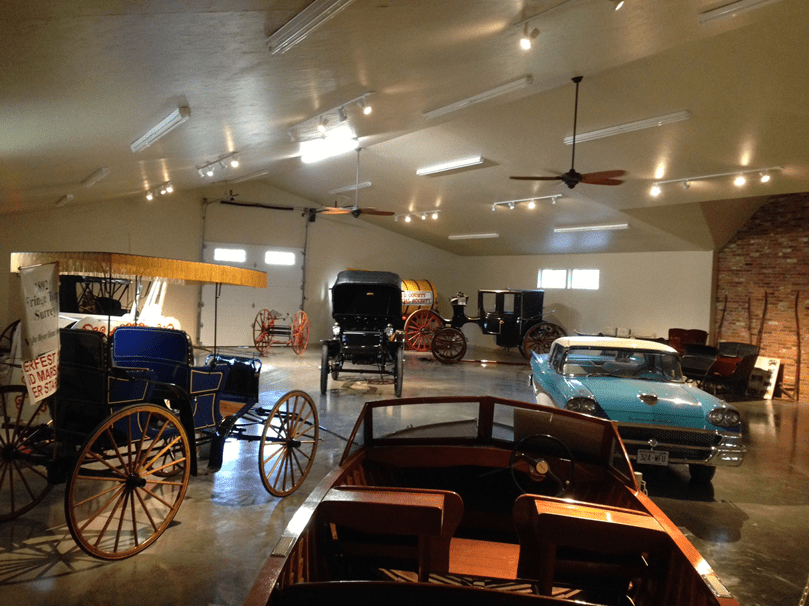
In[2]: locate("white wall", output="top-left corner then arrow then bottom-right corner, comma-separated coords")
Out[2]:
0,182 -> 715,352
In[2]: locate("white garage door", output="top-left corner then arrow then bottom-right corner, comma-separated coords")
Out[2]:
199,242 -> 304,348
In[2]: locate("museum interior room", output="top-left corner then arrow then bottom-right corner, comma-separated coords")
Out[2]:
1,2 -> 808,606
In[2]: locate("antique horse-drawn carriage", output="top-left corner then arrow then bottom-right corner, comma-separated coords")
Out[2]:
1,252 -> 318,559
320,270 -> 405,397
404,289 -> 566,363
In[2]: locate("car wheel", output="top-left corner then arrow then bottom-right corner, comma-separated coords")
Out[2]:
688,464 -> 717,483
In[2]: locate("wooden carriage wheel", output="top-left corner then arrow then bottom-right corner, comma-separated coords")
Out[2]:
403,309 -> 444,352
290,311 -> 309,355
253,309 -> 276,355
259,391 -> 319,497
431,327 -> 467,364
522,322 -> 567,358
0,386 -> 54,522
64,404 -> 191,560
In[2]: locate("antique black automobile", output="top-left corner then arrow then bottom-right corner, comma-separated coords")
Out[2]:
404,289 -> 566,363
321,270 -> 405,397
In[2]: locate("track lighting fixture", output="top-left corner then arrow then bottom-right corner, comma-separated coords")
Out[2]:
520,24 -> 540,50
395,209 -> 442,222
289,92 -> 374,142
198,152 -> 240,178
492,194 -> 562,210
649,165 -> 782,196
145,181 -> 173,201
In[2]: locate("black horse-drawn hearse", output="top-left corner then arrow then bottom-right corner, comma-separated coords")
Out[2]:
321,270 -> 405,397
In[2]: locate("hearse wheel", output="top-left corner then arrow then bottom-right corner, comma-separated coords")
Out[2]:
291,311 -> 310,355
522,322 -> 567,359
431,327 -> 467,364
259,391 -> 319,497
320,344 -> 330,394
510,433 -> 576,497
404,309 -> 444,352
65,404 -> 191,559
0,386 -> 54,522
253,309 -> 275,355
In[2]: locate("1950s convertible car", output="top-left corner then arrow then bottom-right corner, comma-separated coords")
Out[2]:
529,336 -> 745,482
245,395 -> 739,606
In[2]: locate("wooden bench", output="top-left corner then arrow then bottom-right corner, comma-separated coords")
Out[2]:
513,494 -> 671,598
319,486 -> 464,581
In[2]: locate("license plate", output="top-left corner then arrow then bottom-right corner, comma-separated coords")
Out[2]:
637,449 -> 669,466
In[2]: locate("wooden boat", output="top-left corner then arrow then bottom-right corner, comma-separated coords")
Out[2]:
245,396 -> 739,606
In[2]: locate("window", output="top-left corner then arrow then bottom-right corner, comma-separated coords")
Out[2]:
265,250 -> 296,266
570,269 -> 599,290
537,268 -> 600,290
213,248 -> 246,263
537,269 -> 567,289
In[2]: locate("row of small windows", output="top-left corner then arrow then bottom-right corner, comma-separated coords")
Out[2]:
538,268 -> 600,290
213,248 -> 296,266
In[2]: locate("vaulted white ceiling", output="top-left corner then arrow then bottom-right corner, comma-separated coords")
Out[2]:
2,0 -> 807,255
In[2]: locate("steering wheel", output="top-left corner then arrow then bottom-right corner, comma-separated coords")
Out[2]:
509,433 -> 576,497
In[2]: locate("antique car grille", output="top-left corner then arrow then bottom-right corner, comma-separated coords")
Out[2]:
617,425 -> 724,462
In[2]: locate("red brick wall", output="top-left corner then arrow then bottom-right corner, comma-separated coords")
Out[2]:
714,192 -> 809,397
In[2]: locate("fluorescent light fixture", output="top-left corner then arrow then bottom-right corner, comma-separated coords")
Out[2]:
130,106 -> 191,153
55,194 -> 73,207
610,0 -> 625,10
554,223 -> 628,233
423,76 -> 532,119
267,0 -> 358,55
81,167 -> 110,188
699,0 -> 784,24
416,156 -> 483,176
300,132 -> 358,163
448,233 -> 499,240
329,181 -> 371,194
564,110 -> 691,145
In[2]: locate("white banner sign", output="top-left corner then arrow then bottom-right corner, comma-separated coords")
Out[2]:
20,263 -> 59,402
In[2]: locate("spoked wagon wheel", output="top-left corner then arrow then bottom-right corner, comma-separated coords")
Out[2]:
522,322 -> 567,358
404,309 -> 444,352
253,309 -> 276,355
290,311 -> 310,355
65,404 -> 191,560
259,390 -> 319,497
0,386 -> 54,522
431,327 -> 467,364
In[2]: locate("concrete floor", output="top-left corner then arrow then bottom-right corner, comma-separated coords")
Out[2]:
1,344 -> 808,606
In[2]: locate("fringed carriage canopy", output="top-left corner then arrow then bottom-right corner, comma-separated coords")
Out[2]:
10,251 -> 266,288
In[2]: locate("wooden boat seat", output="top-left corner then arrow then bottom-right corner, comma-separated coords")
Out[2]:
513,494 -> 672,599
319,486 -> 464,582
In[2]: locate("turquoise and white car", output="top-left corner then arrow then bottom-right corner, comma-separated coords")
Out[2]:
529,336 -> 745,482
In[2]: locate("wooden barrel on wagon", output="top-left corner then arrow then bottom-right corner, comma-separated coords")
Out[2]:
401,279 -> 437,316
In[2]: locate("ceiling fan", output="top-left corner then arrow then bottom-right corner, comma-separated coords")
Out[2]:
510,76 -> 626,189
320,148 -> 395,218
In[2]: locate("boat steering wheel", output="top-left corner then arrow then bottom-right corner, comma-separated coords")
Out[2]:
509,433 -> 576,497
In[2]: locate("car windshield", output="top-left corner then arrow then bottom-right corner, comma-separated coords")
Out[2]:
562,347 -> 683,382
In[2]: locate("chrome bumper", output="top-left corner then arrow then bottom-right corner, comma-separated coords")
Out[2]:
617,422 -> 746,467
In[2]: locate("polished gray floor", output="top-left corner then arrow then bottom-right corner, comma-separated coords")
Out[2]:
1,345 -> 807,606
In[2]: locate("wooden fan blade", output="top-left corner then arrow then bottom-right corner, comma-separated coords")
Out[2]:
580,170 -> 626,181
510,175 -> 564,181
360,209 -> 395,216
582,178 -> 624,186
321,207 -> 351,214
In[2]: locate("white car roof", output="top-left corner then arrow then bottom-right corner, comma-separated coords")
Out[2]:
553,335 -> 678,354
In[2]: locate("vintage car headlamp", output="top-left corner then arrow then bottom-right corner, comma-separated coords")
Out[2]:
332,323 -> 341,337
565,397 -> 598,414
384,324 -> 395,338
707,407 -> 741,427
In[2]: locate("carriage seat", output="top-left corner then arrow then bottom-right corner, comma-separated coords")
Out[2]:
110,326 -> 229,429
319,486 -> 464,582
